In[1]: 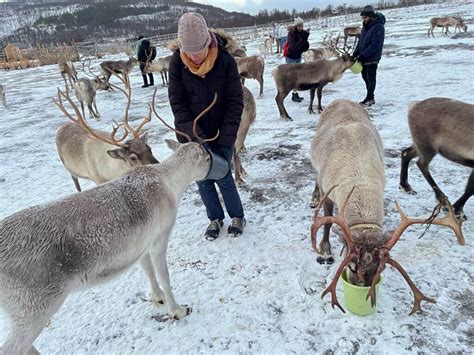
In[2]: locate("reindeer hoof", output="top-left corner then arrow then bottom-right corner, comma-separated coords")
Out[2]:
317,256 -> 335,265
308,109 -> 316,114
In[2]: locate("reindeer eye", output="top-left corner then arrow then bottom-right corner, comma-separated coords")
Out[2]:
129,154 -> 139,162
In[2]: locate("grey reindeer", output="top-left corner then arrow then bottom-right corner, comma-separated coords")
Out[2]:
0,94 -> 224,355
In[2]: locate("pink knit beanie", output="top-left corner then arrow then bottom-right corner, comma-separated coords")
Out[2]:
178,12 -> 212,54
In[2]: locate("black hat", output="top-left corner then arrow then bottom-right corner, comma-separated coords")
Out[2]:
137,35 -> 144,40
360,5 -> 375,17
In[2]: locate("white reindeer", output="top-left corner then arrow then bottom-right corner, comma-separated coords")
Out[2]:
309,99 -> 463,314
0,96 -> 227,355
73,77 -> 109,120
258,36 -> 274,58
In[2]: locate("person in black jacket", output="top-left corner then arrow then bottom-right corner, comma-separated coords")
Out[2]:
136,35 -> 154,88
285,17 -> 310,102
168,12 -> 245,240
353,6 -> 386,107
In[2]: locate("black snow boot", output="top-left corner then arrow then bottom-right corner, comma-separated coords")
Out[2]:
292,92 -> 303,102
148,73 -> 154,87
204,219 -> 224,241
141,74 -> 149,88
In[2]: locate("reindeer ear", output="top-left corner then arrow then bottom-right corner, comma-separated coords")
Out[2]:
107,148 -> 127,160
140,132 -> 149,144
165,139 -> 180,151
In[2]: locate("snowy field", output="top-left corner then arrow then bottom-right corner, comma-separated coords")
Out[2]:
0,2 -> 473,354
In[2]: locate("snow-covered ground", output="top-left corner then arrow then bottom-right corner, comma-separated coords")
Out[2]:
0,2 -> 473,354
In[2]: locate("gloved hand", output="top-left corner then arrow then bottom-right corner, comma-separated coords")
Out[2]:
356,54 -> 365,63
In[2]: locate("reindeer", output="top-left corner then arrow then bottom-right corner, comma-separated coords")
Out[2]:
343,26 -> 361,47
55,73 -> 159,192
58,60 -> 78,91
144,55 -> 172,87
0,95 -> 228,355
73,77 -> 109,120
100,57 -> 137,86
399,97 -> 474,221
258,36 -> 274,58
235,55 -> 265,98
233,85 -> 256,184
303,48 -> 338,63
310,99 -> 464,314
232,46 -> 247,58
273,55 -> 354,120
0,84 -> 6,107
428,17 -> 467,37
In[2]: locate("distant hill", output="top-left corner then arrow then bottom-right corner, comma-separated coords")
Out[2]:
0,0 -> 272,46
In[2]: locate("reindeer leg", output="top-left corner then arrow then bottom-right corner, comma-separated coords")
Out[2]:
92,99 -> 101,120
1,293 -> 67,355
276,90 -> 292,121
308,87 -> 316,114
399,145 -> 418,194
149,229 -> 191,320
452,170 -> 474,221
317,199 -> 335,265
316,84 -> 325,113
258,76 -> 264,98
233,150 -> 244,185
416,149 -> 448,205
310,181 -> 321,209
140,253 -> 165,305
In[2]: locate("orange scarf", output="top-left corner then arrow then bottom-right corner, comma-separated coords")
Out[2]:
180,32 -> 218,78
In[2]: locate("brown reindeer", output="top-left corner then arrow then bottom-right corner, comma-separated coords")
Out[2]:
233,85 -> 256,184
428,17 -> 467,37
58,60 -> 78,91
100,57 -> 138,86
235,55 -> 265,98
399,97 -> 473,221
54,72 -> 159,191
343,26 -> 361,46
273,55 -> 354,120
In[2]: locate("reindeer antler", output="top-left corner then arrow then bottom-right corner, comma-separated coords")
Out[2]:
53,87 -> 129,147
151,91 -> 219,144
102,68 -> 151,140
322,33 -> 354,56
311,185 -> 356,312
365,200 -> 463,314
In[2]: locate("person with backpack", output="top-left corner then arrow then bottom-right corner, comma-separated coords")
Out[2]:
167,12 -> 246,241
136,35 -> 155,88
353,5 -> 386,107
284,17 -> 310,102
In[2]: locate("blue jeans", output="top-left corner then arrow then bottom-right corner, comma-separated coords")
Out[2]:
285,57 -> 301,64
197,146 -> 244,221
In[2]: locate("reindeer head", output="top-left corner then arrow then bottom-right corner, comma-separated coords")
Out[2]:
311,186 -> 465,314
53,70 -> 160,167
151,91 -> 229,181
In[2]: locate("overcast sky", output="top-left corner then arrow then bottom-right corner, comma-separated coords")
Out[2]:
193,0 -> 372,14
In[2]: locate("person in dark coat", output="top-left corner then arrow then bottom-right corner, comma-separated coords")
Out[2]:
353,5 -> 386,107
285,17 -> 310,102
168,12 -> 245,240
136,35 -> 154,88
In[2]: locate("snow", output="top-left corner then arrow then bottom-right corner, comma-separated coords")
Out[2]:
0,2 -> 473,353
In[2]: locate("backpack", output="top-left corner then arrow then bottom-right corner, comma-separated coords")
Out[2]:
282,41 -> 289,57
147,45 -> 157,61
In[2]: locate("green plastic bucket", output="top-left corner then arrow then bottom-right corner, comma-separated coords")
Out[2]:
341,270 -> 382,316
350,61 -> 363,74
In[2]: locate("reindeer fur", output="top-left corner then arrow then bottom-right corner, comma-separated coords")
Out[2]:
0,140 -> 210,355
56,123 -> 158,191
273,56 -> 354,120
236,55 -> 265,98
310,99 -> 386,284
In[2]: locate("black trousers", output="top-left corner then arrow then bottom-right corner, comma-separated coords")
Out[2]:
140,63 -> 154,85
361,63 -> 378,100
